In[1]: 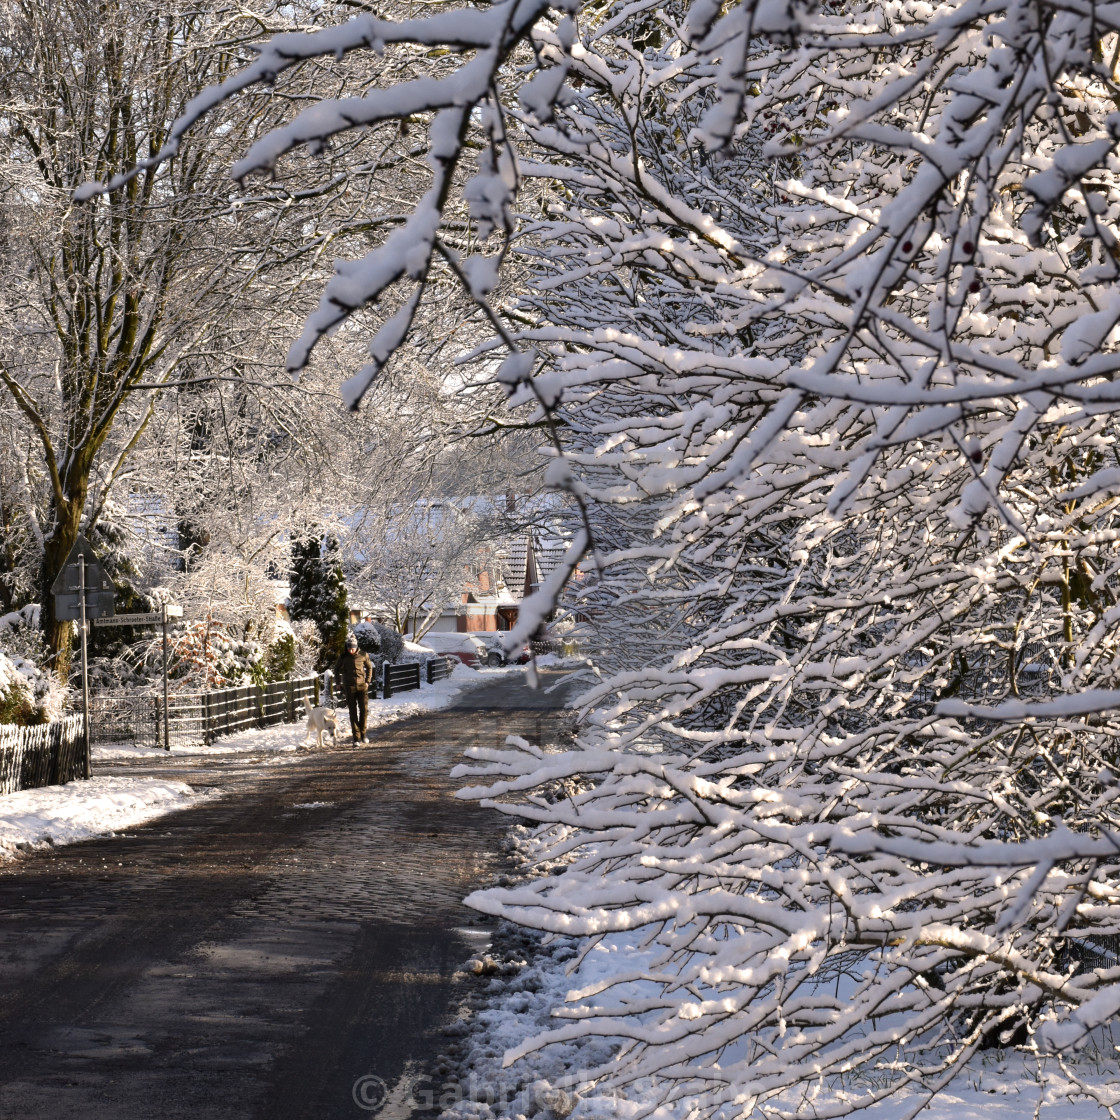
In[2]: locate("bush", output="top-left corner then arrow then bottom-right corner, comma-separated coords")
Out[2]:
289,619 -> 321,676
265,630 -> 296,680
352,621 -> 404,664
0,651 -> 49,725
398,644 -> 436,668
373,623 -> 403,665
351,621 -> 381,659
0,682 -> 37,725
0,605 -> 47,665
164,620 -> 265,690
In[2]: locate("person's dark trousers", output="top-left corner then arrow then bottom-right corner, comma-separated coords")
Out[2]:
346,689 -> 368,740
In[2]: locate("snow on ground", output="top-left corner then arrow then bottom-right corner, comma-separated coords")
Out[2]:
442,923 -> 1120,1120
532,653 -> 587,670
439,823 -> 1120,1120
0,664 -> 526,861
93,664 -> 524,760
0,776 -> 205,860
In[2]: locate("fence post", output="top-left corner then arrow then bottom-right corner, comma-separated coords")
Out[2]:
47,722 -> 60,786
383,661 -> 391,699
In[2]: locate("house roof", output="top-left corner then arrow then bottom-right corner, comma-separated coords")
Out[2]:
498,529 -> 568,599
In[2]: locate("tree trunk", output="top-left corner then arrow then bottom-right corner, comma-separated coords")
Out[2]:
38,494 -> 85,684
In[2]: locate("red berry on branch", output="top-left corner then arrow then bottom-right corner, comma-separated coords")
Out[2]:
969,280 -> 981,293
962,240 -> 975,254
902,241 -> 913,253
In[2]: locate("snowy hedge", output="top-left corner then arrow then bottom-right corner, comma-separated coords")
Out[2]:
351,620 -> 405,665
0,607 -> 62,724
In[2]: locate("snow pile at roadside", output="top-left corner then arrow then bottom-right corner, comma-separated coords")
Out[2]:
442,824 -> 1120,1120
532,653 -> 587,670
94,719 -> 308,760
93,665 -> 519,759
0,775 -> 204,858
440,926 -> 634,1120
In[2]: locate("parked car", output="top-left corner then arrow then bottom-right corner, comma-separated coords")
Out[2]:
406,632 -> 488,668
468,631 -> 532,667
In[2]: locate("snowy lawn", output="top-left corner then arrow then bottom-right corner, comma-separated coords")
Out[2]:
93,664 -> 524,760
0,776 -> 205,860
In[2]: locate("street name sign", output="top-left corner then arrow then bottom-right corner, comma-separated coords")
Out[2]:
92,607 -> 182,626
93,613 -> 162,627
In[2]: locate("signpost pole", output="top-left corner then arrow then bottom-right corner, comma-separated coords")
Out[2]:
161,603 -> 170,752
78,555 -> 91,780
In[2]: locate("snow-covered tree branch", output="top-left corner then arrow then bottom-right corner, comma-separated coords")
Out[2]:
80,0 -> 1120,1111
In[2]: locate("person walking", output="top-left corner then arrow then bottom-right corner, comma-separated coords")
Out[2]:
332,634 -> 373,743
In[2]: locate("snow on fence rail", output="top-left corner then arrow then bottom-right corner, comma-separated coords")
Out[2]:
426,656 -> 454,685
86,677 -> 319,750
0,716 -> 85,794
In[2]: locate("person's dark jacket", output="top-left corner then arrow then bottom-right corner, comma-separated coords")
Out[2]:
333,648 -> 373,695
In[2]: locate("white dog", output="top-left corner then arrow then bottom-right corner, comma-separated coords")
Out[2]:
302,696 -> 339,747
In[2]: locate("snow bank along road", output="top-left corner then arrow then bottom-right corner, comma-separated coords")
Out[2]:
0,670 -> 575,1120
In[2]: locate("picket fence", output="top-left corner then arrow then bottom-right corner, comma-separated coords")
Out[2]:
0,716 -> 85,795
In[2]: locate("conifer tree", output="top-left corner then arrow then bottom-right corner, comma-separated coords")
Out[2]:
289,531 -> 348,671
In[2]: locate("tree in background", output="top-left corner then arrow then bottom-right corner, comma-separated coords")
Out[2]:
0,0 -> 251,676
289,531 -> 348,671
0,0 -> 409,679
349,501 -> 485,639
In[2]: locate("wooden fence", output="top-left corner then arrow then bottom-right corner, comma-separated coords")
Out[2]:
87,676 -> 319,750
0,716 -> 85,794
426,656 -> 454,685
199,677 -> 319,743
383,662 -> 421,699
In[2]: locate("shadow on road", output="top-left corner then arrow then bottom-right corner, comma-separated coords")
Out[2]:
0,670 -> 577,1120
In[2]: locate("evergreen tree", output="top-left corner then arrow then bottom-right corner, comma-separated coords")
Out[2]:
289,531 -> 348,671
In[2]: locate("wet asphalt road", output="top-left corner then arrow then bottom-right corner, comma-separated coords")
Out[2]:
0,671 -> 573,1120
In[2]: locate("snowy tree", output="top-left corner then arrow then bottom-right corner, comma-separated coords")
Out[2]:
145,548 -> 288,689
349,500 -> 491,638
0,0 -> 416,679
342,348 -> 547,638
82,0 -> 1120,1111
